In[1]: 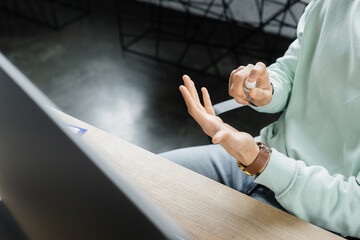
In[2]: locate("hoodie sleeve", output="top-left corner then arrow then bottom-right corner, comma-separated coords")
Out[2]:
255,149 -> 360,238
250,1 -> 316,114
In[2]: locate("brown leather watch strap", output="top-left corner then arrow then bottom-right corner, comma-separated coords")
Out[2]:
237,142 -> 272,176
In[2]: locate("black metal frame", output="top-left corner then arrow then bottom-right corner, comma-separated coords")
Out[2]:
201,0 -> 308,72
0,0 -> 90,30
117,0 -> 308,79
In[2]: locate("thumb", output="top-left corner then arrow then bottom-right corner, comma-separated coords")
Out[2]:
212,130 -> 230,144
250,88 -> 272,106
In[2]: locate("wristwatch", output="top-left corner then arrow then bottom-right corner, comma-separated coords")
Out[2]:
237,142 -> 272,176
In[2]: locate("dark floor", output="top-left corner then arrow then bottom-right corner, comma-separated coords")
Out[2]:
0,1 -> 294,239
0,0 -> 285,154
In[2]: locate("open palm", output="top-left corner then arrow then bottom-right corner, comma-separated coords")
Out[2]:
179,75 -> 229,138
179,75 -> 258,166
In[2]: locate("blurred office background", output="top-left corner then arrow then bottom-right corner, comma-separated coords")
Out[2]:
0,0 -> 308,155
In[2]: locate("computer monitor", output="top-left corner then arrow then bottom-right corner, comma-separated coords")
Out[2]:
0,53 -> 188,240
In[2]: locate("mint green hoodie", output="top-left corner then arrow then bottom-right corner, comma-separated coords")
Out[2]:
252,0 -> 360,237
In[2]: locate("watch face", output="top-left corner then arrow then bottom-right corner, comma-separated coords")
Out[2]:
259,143 -> 272,153
263,146 -> 272,153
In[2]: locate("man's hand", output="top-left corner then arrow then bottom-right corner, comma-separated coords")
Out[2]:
229,62 -> 272,106
179,75 -> 259,166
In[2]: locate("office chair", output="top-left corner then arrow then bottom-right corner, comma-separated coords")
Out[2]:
212,98 -> 245,116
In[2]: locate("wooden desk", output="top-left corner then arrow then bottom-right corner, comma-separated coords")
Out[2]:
55,110 -> 343,240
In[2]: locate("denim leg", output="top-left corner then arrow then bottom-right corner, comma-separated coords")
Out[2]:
159,144 -> 254,194
159,144 -> 286,211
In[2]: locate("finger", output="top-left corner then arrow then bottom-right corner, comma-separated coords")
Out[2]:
212,129 -> 230,144
229,66 -> 245,96
201,87 -> 215,116
183,75 -> 202,107
249,88 -> 272,106
248,62 -> 266,82
230,64 -> 254,99
179,85 -> 201,118
234,97 -> 249,106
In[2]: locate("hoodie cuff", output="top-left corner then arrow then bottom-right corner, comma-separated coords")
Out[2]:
254,148 -> 298,195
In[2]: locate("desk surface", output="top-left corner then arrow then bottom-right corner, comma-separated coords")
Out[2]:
55,110 -> 343,240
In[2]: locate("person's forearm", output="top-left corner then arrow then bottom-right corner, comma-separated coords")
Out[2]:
249,42 -> 298,114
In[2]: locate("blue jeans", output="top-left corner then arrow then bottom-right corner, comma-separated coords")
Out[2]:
159,144 -> 286,212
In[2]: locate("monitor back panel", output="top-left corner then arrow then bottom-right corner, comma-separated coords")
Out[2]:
0,58 -> 172,239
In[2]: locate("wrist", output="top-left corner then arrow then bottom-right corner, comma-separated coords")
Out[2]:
244,142 -> 260,166
237,142 -> 272,176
